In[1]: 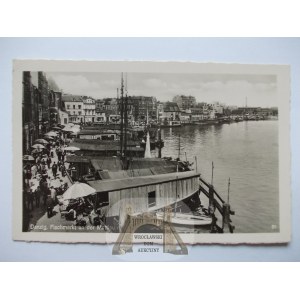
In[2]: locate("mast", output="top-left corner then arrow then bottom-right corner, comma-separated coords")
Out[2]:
174,174 -> 178,217
144,102 -> 151,158
158,127 -> 162,158
227,177 -> 230,204
146,104 -> 149,126
211,161 -> 214,186
124,73 -> 128,159
178,133 -> 181,160
120,73 -> 124,158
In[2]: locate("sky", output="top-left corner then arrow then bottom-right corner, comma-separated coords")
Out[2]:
46,72 -> 278,107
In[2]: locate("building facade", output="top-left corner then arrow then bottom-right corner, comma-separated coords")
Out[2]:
173,95 -> 196,110
161,102 -> 181,123
83,97 -> 96,123
23,72 -> 40,154
62,94 -> 84,124
129,96 -> 157,122
38,72 -> 50,133
95,110 -> 107,124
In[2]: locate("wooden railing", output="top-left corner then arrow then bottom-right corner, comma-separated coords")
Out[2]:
199,177 -> 235,233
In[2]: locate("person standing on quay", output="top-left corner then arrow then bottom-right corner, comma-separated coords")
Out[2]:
52,162 -> 58,178
27,188 -> 34,211
47,156 -> 51,169
31,164 -> 37,178
47,186 -> 57,218
35,185 -> 41,208
57,147 -> 62,161
41,161 -> 47,174
61,150 -> 65,162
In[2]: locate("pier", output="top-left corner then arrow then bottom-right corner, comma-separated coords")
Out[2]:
199,177 -> 235,233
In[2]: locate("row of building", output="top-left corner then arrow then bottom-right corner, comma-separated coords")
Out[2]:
23,72 -> 65,153
63,95 -> 158,125
23,72 -> 278,152
64,94 -> 278,126
63,95 -> 225,125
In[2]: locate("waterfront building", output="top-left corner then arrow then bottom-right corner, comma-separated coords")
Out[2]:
172,95 -> 196,110
38,72 -> 50,133
95,99 -> 105,111
58,110 -> 69,125
108,114 -> 121,124
83,97 -> 96,123
49,90 -> 64,127
62,94 -> 84,124
180,110 -> 192,124
129,96 -> 157,122
104,98 -> 118,112
235,107 -> 261,115
95,110 -> 107,124
190,104 -> 205,122
160,102 -> 181,124
22,72 -> 40,153
212,102 -> 224,115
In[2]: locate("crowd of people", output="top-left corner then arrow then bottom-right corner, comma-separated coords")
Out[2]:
23,130 -> 73,229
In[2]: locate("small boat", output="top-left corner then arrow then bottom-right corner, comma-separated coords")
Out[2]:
160,120 -> 182,127
155,212 -> 212,226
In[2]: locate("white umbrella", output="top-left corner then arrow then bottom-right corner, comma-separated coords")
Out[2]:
45,131 -> 58,137
72,127 -> 80,133
64,146 -> 80,151
23,155 -> 35,162
62,128 -> 74,133
32,144 -> 45,149
34,139 -> 49,145
50,178 -> 62,188
62,182 -> 96,200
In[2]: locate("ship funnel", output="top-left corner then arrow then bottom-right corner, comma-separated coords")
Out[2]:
144,131 -> 151,158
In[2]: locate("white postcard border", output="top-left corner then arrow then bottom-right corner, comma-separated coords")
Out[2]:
12,60 -> 291,244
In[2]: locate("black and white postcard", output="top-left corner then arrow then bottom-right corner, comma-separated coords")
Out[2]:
12,60 -> 291,248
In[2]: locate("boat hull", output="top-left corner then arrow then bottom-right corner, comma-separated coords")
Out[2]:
156,212 -> 211,226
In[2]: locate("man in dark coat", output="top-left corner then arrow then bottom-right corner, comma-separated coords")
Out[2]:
52,162 -> 58,177
47,156 -> 52,169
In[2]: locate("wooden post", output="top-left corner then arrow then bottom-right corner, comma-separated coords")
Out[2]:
227,177 -> 230,204
178,133 -> 181,160
211,161 -> 214,186
208,184 -> 215,216
222,202 -> 231,232
158,128 -> 162,158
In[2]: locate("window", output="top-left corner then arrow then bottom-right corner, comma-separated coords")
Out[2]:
78,105 -> 81,109
78,111 -> 81,115
67,105 -> 70,109
148,191 -> 156,208
73,105 -> 75,109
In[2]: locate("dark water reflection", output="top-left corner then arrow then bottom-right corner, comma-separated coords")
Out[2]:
160,121 -> 279,233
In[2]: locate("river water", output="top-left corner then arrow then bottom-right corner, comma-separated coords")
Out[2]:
160,120 -> 279,233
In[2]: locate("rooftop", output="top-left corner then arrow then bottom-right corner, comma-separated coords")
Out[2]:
70,140 -> 144,152
163,102 -> 180,112
62,94 -> 83,102
88,170 -> 198,193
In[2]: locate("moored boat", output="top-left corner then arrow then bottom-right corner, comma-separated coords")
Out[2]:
156,211 -> 211,226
